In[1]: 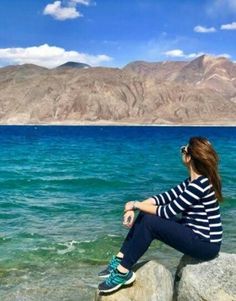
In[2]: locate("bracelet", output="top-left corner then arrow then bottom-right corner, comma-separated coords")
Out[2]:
133,201 -> 139,210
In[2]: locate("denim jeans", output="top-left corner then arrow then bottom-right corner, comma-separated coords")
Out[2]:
120,211 -> 221,270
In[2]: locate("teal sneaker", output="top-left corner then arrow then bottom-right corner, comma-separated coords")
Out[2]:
98,269 -> 136,293
98,256 -> 122,278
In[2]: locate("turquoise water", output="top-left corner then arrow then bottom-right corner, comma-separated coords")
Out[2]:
0,126 -> 235,301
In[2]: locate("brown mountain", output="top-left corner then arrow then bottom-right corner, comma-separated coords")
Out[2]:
0,55 -> 236,125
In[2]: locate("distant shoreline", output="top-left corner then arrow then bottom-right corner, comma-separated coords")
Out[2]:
0,122 -> 236,127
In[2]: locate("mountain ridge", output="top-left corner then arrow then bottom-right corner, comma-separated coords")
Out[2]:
0,55 -> 235,125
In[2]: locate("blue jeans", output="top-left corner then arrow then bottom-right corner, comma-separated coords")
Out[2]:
120,212 -> 221,270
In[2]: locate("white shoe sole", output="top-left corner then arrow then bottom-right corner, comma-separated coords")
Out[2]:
98,274 -> 110,278
99,272 -> 136,293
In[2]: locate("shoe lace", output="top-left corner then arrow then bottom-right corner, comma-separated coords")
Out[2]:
109,256 -> 120,269
106,270 -> 121,286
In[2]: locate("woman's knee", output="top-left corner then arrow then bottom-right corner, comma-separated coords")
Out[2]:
142,213 -> 159,228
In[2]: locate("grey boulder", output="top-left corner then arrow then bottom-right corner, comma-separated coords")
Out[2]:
175,252 -> 236,301
95,260 -> 174,301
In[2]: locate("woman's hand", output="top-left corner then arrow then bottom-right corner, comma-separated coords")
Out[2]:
123,210 -> 135,228
124,201 -> 135,212
124,198 -> 157,216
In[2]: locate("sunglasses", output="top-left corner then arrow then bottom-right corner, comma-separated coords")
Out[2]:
180,145 -> 188,154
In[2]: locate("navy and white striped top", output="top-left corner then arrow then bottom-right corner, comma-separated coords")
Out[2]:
152,175 -> 223,244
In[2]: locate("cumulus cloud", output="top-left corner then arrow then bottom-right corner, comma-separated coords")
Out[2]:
194,25 -> 216,33
0,44 -> 112,68
163,49 -> 231,59
43,0 -> 92,20
43,1 -> 82,20
221,22 -> 236,30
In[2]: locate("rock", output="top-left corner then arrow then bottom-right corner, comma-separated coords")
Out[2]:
94,260 -> 173,301
175,252 -> 236,301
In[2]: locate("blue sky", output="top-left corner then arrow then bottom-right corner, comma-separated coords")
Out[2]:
0,0 -> 235,68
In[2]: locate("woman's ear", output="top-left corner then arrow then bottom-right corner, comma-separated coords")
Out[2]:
185,154 -> 191,164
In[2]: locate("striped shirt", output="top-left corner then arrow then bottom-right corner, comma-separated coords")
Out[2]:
152,175 -> 223,244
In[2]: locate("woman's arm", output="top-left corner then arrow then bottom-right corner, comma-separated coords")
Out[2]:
124,198 -> 157,215
125,178 -> 188,214
133,201 -> 157,215
152,178 -> 189,206
155,182 -> 205,219
124,178 -> 189,215
125,180 -> 205,216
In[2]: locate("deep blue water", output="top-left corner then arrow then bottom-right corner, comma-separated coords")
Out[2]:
0,126 -> 235,301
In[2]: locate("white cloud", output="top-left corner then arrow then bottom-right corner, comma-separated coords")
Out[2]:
43,1 -> 82,20
163,49 -> 204,58
43,0 -> 92,21
194,25 -> 216,33
146,35 -> 204,61
0,44 -> 112,68
217,53 -> 231,58
70,0 -> 91,5
221,22 -> 236,30
164,49 -> 185,57
187,52 -> 205,58
163,49 -> 231,60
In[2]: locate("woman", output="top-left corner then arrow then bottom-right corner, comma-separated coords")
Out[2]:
98,136 -> 223,293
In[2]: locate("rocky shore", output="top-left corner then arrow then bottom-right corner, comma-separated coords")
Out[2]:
95,252 -> 236,301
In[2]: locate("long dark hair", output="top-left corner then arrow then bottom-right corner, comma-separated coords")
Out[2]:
187,136 -> 223,202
